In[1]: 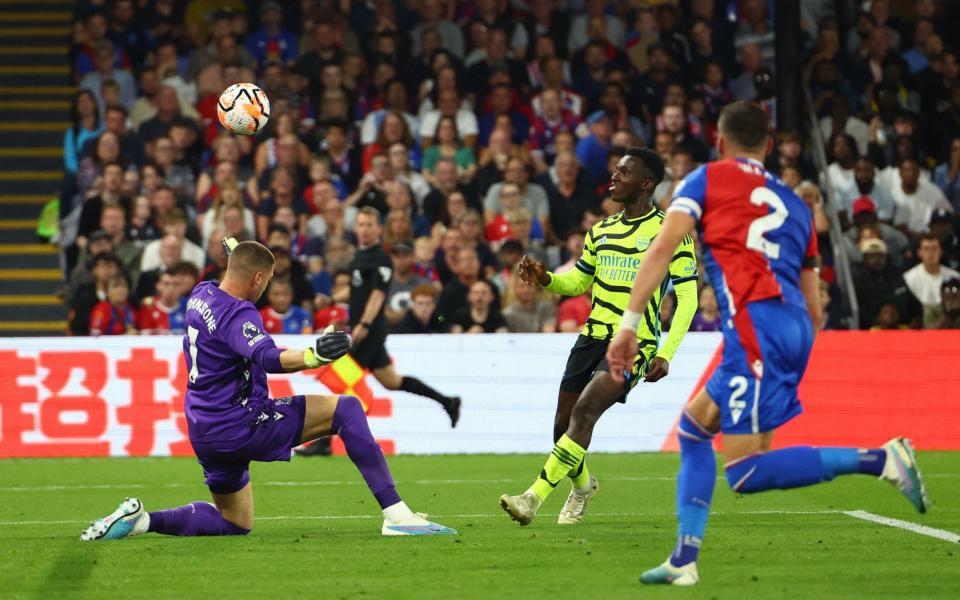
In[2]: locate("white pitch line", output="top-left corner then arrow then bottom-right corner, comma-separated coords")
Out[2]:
843,510 -> 960,544
0,476 -> 676,493
3,473 -> 959,493
0,509 -> 846,527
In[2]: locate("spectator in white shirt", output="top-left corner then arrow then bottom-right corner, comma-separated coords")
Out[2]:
819,97 -> 870,156
903,234 -> 960,327
420,89 -> 478,149
823,132 -> 858,199
79,41 -> 137,111
360,79 -> 419,146
140,211 -> 205,272
890,158 -> 953,235
836,158 -> 898,226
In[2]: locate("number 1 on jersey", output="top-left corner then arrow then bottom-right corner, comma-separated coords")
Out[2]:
187,325 -> 200,383
746,187 -> 789,259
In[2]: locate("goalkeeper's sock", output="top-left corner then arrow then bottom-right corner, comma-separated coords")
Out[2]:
333,395 -> 402,509
529,434 -> 587,502
400,376 -> 452,407
724,446 -> 888,494
148,502 -> 249,536
569,457 -> 591,493
670,411 -> 716,567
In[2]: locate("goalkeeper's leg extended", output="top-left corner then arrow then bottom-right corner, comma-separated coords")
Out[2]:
82,395 -> 455,539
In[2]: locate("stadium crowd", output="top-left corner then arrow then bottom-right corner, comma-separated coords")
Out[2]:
59,0 -> 960,336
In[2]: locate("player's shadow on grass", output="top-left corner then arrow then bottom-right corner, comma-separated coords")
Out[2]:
32,539 -> 100,598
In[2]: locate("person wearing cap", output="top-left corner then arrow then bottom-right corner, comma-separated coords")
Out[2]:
843,196 -> 909,267
384,242 -> 432,327
575,111 -> 613,179
852,236 -> 919,329
903,233 -> 960,327
933,278 -> 960,329
836,157 -> 897,227
69,252 -> 126,336
246,1 -> 298,68
66,229 -> 118,306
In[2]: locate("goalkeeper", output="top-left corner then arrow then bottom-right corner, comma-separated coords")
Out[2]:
81,239 -> 455,540
500,148 -> 699,526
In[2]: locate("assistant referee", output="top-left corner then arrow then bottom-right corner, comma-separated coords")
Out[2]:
338,207 -> 461,423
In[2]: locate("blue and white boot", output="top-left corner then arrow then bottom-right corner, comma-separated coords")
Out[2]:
880,437 -> 930,513
640,560 -> 700,586
381,512 -> 457,536
80,498 -> 150,541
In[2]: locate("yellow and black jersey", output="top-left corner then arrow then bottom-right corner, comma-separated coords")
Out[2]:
545,207 -> 699,361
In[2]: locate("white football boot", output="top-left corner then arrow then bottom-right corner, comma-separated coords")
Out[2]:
498,491 -> 541,526
557,475 -> 599,525
639,560 -> 700,586
880,437 -> 930,513
80,497 -> 149,541
381,513 -> 457,536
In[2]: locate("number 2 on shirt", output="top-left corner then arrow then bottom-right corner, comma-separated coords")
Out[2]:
746,187 -> 788,259
187,325 -> 200,383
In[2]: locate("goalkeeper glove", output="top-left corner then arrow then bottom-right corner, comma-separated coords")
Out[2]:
304,325 -> 351,368
221,237 -> 239,256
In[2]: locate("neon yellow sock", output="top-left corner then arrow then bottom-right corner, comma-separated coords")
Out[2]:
529,435 -> 587,502
569,458 -> 591,491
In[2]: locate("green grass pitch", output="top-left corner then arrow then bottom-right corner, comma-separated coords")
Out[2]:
1,452 -> 958,599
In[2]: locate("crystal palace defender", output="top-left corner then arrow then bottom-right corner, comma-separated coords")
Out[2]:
314,207 -> 460,435
81,240 -> 455,540
499,147 -> 698,526
606,102 -> 929,585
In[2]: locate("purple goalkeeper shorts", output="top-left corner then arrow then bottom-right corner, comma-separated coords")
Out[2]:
190,395 -> 307,494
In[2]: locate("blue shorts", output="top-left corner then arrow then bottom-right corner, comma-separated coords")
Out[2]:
705,299 -> 813,435
190,395 -> 307,494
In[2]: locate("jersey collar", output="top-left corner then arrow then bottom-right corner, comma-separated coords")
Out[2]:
621,205 -> 659,223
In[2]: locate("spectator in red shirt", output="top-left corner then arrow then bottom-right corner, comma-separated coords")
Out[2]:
137,270 -> 187,334
90,276 -> 137,336
362,111 -> 416,174
556,290 -> 592,333
314,271 -> 351,330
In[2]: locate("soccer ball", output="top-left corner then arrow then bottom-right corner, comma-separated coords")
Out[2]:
217,83 -> 270,135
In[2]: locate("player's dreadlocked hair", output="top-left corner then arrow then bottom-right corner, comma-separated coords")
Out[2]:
625,146 -> 666,185
718,101 -> 771,152
228,241 -> 276,276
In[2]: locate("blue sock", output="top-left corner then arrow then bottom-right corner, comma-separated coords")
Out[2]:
724,446 -> 886,493
725,446 -> 828,493
670,411 -> 716,567
819,448 -> 886,477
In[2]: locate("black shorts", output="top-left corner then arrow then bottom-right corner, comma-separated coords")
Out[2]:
559,335 -> 652,403
350,330 -> 391,370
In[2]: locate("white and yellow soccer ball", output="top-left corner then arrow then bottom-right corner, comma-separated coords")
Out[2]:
217,83 -> 271,135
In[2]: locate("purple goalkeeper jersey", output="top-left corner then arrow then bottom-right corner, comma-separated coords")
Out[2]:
183,281 -> 284,446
